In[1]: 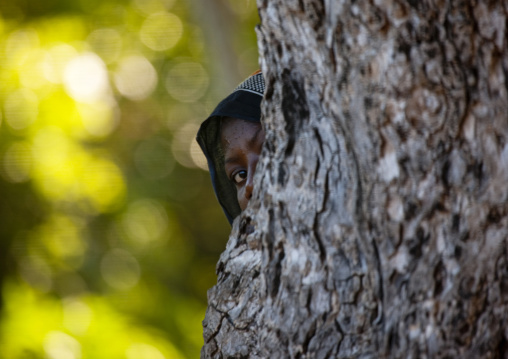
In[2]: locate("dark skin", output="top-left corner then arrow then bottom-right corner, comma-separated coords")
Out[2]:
221,117 -> 265,211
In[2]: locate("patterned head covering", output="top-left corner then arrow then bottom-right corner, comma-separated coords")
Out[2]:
196,71 -> 265,224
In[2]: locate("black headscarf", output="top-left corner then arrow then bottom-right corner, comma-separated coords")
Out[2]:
196,71 -> 265,224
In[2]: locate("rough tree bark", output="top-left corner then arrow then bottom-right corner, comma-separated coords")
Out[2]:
201,0 -> 508,358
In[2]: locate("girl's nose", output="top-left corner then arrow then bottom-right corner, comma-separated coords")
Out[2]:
244,171 -> 254,200
244,179 -> 253,200
244,157 -> 258,200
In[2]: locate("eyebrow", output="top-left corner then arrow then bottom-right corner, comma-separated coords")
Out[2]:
224,125 -> 263,166
225,155 -> 241,165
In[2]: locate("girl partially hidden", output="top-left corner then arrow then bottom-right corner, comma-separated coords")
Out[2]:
196,71 -> 265,225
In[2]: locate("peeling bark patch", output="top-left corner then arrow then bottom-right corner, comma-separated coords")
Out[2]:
378,141 -> 399,182
433,260 -> 446,296
269,244 -> 285,298
313,213 -> 326,262
387,326 -> 400,350
267,208 -> 276,256
497,335 -> 508,359
301,320 -> 317,353
281,69 -> 309,157
314,128 -> 324,156
496,252 -> 508,298
278,162 -> 288,186
487,207 -> 501,224
458,275 -> 482,299
264,75 -> 275,101
305,0 -> 325,33
240,216 -> 254,236
451,213 -> 460,232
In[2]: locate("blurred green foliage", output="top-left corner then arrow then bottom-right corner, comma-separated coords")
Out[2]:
0,0 -> 259,357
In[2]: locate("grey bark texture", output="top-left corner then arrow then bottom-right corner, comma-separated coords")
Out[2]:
201,0 -> 508,358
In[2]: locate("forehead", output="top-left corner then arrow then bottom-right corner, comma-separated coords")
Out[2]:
220,117 -> 261,148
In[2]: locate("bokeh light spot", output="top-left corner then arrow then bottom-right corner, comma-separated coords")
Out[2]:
32,127 -> 79,204
63,299 -> 93,336
32,126 -> 71,177
189,139 -> 208,170
238,46 -> 260,76
63,53 -> 110,102
134,0 -> 176,15
114,55 -> 158,101
2,141 -> 32,183
126,343 -> 165,359
4,88 -> 39,130
121,199 -> 168,247
171,123 -> 201,168
5,28 -> 40,63
43,44 -> 78,84
101,249 -> 141,290
226,0 -> 257,17
87,28 -> 122,64
140,12 -> 183,51
18,49 -> 49,90
81,158 -> 126,213
165,62 -> 209,102
77,101 -> 119,138
166,102 -> 207,131
134,137 -> 174,179
39,215 -> 86,267
43,331 -> 82,359
19,255 -> 53,293
32,127 -> 126,212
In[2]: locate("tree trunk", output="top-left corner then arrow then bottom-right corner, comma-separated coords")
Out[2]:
201,0 -> 508,358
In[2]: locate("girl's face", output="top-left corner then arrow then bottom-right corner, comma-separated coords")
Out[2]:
220,117 -> 265,211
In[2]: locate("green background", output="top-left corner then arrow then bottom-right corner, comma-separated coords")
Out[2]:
0,0 -> 259,357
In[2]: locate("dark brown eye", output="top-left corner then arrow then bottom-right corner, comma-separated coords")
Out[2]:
232,170 -> 247,184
